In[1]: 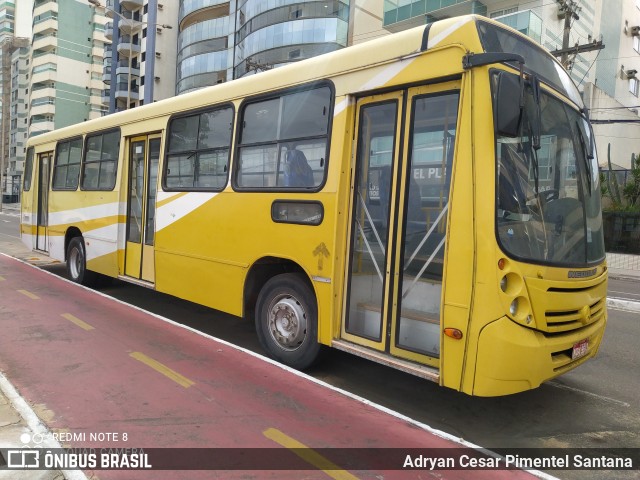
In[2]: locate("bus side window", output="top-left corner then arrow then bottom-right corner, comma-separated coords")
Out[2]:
165,106 -> 233,191
236,84 -> 332,190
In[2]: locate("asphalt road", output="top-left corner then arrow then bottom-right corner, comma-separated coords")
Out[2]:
1,211 -> 638,480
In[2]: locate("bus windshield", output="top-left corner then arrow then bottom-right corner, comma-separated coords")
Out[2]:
494,73 -> 605,267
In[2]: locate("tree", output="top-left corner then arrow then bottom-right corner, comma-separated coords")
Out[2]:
623,153 -> 640,208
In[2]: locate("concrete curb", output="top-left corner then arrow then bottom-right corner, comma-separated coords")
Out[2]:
606,297 -> 640,313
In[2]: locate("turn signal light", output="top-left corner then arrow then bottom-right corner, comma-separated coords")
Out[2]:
444,328 -> 463,340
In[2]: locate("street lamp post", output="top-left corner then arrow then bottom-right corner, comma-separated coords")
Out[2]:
88,0 -> 172,111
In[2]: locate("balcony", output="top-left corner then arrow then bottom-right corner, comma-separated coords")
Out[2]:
105,0 -> 115,17
105,22 -> 113,40
116,59 -> 140,77
33,1 -> 58,17
101,89 -> 111,105
121,0 -> 143,9
117,36 -> 141,56
494,10 -> 543,44
114,82 -> 140,101
384,0 -> 488,32
30,102 -> 56,117
32,34 -> 57,52
32,16 -> 58,36
118,10 -> 143,35
102,65 -> 112,84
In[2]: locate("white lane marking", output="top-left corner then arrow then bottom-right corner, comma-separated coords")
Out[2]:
609,289 -> 640,299
547,381 -> 630,408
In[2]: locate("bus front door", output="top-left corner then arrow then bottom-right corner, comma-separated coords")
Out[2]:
343,84 -> 460,369
35,152 -> 52,252
124,134 -> 161,283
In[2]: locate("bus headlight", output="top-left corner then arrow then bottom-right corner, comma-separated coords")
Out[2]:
500,276 -> 507,292
510,299 -> 518,316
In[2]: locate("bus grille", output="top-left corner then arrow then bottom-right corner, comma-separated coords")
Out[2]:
525,273 -> 607,334
544,298 -> 606,333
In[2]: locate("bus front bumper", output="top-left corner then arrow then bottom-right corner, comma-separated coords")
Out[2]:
472,314 -> 607,396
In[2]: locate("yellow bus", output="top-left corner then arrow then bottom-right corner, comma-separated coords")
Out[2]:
21,15 -> 607,396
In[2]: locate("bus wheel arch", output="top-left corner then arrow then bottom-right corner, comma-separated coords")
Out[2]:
246,259 -> 321,370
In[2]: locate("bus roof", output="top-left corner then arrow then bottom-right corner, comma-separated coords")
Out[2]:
27,15 -> 537,147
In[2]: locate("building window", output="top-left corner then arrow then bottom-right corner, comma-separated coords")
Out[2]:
634,35 -> 640,54
630,77 -> 639,97
490,7 -> 518,18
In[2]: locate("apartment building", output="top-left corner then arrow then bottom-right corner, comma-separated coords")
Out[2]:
176,0 -> 351,95
380,0 -> 640,169
98,0 -> 178,112
29,0 -> 108,136
5,38 -> 29,202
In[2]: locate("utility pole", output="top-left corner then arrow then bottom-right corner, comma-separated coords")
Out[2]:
551,0 -> 604,69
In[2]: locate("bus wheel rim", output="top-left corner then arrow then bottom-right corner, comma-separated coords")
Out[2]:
267,294 -> 307,351
69,246 -> 83,279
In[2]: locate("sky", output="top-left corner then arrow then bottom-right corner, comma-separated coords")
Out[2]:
15,0 -> 34,38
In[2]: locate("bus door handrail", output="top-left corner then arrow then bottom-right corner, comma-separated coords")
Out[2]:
355,218 -> 384,283
358,192 -> 385,256
403,236 -> 446,299
404,203 -> 448,270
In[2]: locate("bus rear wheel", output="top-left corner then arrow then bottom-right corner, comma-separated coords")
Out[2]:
66,237 -> 98,287
255,273 -> 321,370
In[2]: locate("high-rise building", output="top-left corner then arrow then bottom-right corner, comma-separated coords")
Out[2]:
0,0 -> 22,202
98,0 -> 178,112
29,0 -> 108,137
176,0 -> 351,95
380,0 -> 640,169
6,38 -> 30,202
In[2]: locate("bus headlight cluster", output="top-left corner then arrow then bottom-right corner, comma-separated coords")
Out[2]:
498,258 -> 535,327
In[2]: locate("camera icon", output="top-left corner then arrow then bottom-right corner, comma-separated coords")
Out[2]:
7,450 -> 40,468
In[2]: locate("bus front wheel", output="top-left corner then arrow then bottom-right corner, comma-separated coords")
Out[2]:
66,237 -> 98,287
255,273 -> 321,370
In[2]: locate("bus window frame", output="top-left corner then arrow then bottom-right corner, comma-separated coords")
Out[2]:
80,127 -> 122,192
51,135 -> 83,191
232,80 -> 335,193
23,147 -> 35,192
162,102 -> 236,192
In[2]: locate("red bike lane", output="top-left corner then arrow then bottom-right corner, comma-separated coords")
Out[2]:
0,254 -> 540,479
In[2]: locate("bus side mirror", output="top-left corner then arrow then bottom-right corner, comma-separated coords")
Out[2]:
495,71 -> 523,137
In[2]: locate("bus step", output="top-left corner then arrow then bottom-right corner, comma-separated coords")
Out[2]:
332,339 -> 440,383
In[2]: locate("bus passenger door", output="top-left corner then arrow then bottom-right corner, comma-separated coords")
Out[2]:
342,92 -> 403,352
389,85 -> 459,365
124,134 -> 161,283
35,152 -> 52,252
343,83 -> 460,369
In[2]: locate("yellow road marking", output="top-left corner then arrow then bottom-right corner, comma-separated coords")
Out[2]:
17,289 -> 39,300
263,428 -> 359,480
0,275 -> 5,281
129,352 -> 195,388
61,313 -> 94,331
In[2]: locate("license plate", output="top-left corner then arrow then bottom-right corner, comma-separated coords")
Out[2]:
572,338 -> 589,360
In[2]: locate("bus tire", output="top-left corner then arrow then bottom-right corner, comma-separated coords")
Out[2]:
66,237 -> 98,287
255,273 -> 321,370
